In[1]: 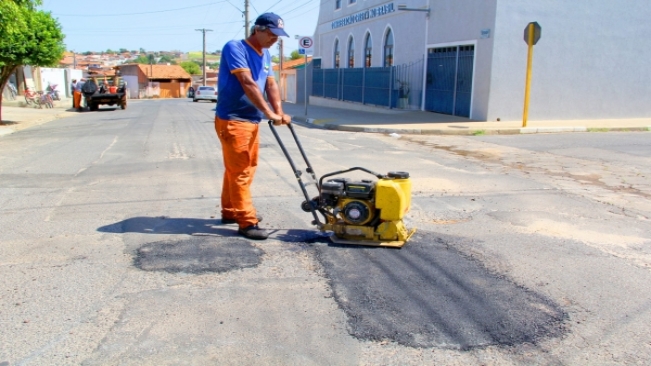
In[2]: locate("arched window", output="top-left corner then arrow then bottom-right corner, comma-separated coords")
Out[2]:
334,39 -> 340,68
383,28 -> 394,67
347,37 -> 355,68
364,33 -> 372,67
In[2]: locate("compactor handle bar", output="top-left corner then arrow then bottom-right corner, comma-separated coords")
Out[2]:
268,121 -> 322,225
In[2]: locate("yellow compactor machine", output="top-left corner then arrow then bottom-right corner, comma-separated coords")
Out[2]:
269,122 -> 415,248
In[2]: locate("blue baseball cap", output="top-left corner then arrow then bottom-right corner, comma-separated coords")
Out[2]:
255,13 -> 289,37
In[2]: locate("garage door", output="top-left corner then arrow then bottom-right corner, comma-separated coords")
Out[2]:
424,45 -> 474,117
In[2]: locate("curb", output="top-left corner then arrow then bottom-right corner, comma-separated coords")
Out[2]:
291,117 -> 651,136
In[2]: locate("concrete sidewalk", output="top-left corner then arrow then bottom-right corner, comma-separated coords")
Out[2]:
1,98 -> 77,136
282,102 -> 651,135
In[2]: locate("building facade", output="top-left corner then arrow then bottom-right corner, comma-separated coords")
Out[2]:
311,0 -> 651,121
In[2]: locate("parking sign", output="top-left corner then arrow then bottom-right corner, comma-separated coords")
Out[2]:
298,36 -> 314,55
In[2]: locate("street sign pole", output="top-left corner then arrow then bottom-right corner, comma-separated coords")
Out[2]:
522,22 -> 541,127
304,53 -> 308,116
298,36 -> 314,117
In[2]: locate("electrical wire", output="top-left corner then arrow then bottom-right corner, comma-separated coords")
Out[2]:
52,2 -> 225,17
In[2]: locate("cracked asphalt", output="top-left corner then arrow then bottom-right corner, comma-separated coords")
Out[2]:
1,99 -> 650,365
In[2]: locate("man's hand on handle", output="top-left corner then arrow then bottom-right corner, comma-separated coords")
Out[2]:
267,111 -> 292,126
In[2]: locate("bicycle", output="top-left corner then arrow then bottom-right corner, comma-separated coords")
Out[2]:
36,91 -> 54,109
24,88 -> 38,106
4,82 -> 17,100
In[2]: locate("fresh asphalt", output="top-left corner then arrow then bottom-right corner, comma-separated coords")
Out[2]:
2,98 -> 650,363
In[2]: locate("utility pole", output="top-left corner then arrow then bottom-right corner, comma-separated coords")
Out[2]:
278,39 -> 284,100
244,0 -> 250,37
195,28 -> 213,86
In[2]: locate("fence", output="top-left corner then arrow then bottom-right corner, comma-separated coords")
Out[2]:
311,58 -> 424,109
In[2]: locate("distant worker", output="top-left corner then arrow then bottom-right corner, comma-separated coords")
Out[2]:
70,79 -> 77,108
214,12 -> 291,240
73,78 -> 85,111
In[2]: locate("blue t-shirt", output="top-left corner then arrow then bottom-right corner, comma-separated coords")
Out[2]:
216,39 -> 273,123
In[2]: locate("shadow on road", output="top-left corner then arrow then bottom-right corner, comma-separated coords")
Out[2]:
97,216 -> 327,242
98,216 -> 233,236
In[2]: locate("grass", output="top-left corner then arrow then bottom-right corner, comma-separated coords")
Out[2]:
472,130 -> 486,136
187,52 -> 221,61
587,128 -> 610,132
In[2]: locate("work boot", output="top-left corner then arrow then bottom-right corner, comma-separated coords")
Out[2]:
221,215 -> 263,225
238,225 -> 269,240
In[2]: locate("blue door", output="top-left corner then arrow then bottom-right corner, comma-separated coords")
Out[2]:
425,45 -> 474,117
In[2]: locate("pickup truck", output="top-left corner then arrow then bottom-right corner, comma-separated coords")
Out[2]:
81,76 -> 127,111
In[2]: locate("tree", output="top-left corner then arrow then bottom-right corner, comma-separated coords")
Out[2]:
271,55 -> 280,63
290,50 -> 302,60
180,61 -> 201,75
0,0 -> 65,122
158,54 -> 176,64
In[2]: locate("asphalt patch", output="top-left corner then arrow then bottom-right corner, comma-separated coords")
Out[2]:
135,236 -> 263,274
314,231 -> 567,349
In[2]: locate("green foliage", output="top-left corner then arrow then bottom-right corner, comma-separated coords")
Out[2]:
290,50 -> 302,60
271,55 -> 280,63
158,54 -> 176,64
132,55 -> 151,64
0,0 -> 65,116
180,61 -> 201,75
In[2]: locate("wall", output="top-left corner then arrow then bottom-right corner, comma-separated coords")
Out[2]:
122,75 -> 139,99
427,0 -> 497,119
314,0 -> 427,68
38,68 -> 67,95
488,0 -> 651,121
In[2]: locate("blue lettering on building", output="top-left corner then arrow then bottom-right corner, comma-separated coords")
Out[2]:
332,2 -> 395,29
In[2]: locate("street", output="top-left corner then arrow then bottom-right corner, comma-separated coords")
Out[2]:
1,99 -> 650,365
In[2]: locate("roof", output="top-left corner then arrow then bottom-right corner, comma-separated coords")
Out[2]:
273,56 -> 313,71
119,63 -> 192,79
87,68 -> 117,77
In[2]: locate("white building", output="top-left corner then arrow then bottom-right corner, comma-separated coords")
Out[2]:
311,0 -> 651,121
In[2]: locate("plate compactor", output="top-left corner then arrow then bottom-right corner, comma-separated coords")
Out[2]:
269,121 -> 416,248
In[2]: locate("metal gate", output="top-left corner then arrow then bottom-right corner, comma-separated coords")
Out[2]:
424,45 -> 474,117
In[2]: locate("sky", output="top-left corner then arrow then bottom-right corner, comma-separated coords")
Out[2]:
40,0 -> 321,57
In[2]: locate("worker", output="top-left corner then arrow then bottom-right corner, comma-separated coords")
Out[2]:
74,78 -> 85,111
70,79 -> 77,108
215,12 -> 291,240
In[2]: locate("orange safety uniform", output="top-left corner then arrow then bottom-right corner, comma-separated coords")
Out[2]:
215,117 -> 260,228
215,37 -> 276,229
73,90 -> 82,109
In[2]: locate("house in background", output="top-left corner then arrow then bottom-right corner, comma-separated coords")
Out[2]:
117,64 -> 192,99
273,56 -> 312,104
192,70 -> 218,89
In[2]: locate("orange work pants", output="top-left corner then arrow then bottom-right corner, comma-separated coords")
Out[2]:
73,91 -> 82,109
215,117 -> 260,229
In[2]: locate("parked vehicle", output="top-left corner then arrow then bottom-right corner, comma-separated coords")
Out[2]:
193,86 -> 217,102
80,76 -> 127,111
